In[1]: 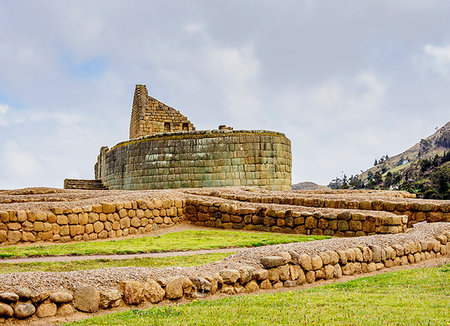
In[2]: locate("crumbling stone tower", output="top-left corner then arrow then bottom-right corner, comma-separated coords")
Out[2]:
129,85 -> 195,139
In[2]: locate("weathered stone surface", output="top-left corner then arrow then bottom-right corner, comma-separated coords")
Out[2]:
299,254 -> 313,271
31,291 -> 50,303
145,280 -> 165,303
268,265 -> 290,282
311,255 -> 323,270
284,280 -> 297,287
273,281 -> 284,289
14,303 -> 35,319
14,287 -> 32,300
121,281 -> 145,305
165,277 -> 184,300
260,256 -> 285,268
0,292 -> 19,302
289,264 -> 301,280
245,280 -> 259,292
369,245 -> 382,262
221,285 -> 236,295
239,266 -> 256,284
0,302 -> 13,317
279,251 -> 291,263
333,264 -> 343,278
259,279 -> 272,289
182,277 -> 194,295
50,292 -> 73,303
57,303 -> 75,316
100,289 -> 122,309
254,269 -> 269,281
305,271 -> 315,283
36,302 -> 57,318
219,269 -> 240,284
190,277 -> 212,293
324,264 -> 334,279
73,286 -> 100,312
342,263 -> 356,276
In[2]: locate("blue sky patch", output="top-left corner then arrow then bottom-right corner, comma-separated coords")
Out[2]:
60,53 -> 107,79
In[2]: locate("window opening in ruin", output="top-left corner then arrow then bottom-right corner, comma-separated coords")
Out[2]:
164,122 -> 171,132
182,123 -> 189,131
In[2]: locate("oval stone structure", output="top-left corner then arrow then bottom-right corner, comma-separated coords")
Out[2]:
96,129 -> 291,191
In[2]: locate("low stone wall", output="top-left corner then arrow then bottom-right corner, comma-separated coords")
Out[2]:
185,198 -> 408,236
0,199 -> 185,245
0,226 -> 448,322
190,189 -> 450,226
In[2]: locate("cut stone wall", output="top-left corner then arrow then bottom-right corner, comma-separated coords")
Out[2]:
190,189 -> 450,226
0,199 -> 184,245
95,130 -> 292,191
129,85 -> 195,139
184,198 -> 408,237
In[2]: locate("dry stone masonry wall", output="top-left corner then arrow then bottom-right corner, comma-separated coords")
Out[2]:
188,188 -> 450,226
96,130 -> 292,191
0,199 -> 184,245
0,224 -> 448,322
2,188 -> 448,245
184,197 -> 408,237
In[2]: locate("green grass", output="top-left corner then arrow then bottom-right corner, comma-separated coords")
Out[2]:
65,264 -> 450,326
0,252 -> 233,273
383,162 -> 410,176
0,230 -> 328,258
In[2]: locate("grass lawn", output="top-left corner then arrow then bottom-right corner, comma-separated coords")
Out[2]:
0,230 -> 328,258
65,264 -> 450,326
0,252 -> 233,273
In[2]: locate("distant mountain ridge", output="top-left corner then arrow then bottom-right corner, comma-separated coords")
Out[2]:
329,121 -> 450,199
360,121 -> 450,180
292,182 -> 328,190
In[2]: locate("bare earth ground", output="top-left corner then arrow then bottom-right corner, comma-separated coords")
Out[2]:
5,256 -> 448,326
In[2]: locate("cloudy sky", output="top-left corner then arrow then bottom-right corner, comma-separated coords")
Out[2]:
0,1 -> 449,189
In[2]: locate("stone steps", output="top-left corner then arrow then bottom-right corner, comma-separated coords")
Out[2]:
63,179 -> 108,190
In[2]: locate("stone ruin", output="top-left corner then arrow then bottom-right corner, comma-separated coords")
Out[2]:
66,84 -> 292,191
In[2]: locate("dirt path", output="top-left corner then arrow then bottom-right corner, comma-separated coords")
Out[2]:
9,256 -> 449,326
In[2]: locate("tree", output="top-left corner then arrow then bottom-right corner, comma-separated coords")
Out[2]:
384,172 -> 393,189
373,171 -> 382,185
374,159 -> 378,166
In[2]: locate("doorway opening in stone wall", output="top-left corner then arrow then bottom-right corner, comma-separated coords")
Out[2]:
164,122 -> 171,132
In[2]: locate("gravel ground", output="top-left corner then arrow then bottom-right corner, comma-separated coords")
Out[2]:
0,222 -> 447,294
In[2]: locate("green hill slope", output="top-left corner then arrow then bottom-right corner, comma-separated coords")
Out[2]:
329,121 -> 450,199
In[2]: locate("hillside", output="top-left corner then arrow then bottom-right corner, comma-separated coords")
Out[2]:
361,121 -> 450,180
329,121 -> 450,199
292,181 -> 329,191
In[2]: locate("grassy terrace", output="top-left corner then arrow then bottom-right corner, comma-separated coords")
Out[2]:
0,252 -> 233,273
0,230 -> 328,258
65,264 -> 450,326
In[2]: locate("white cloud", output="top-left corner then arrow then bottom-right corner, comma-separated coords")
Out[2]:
0,103 -> 9,115
185,22 -> 205,35
0,103 -> 9,127
423,44 -> 450,78
202,45 -> 264,124
1,141 -> 39,178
